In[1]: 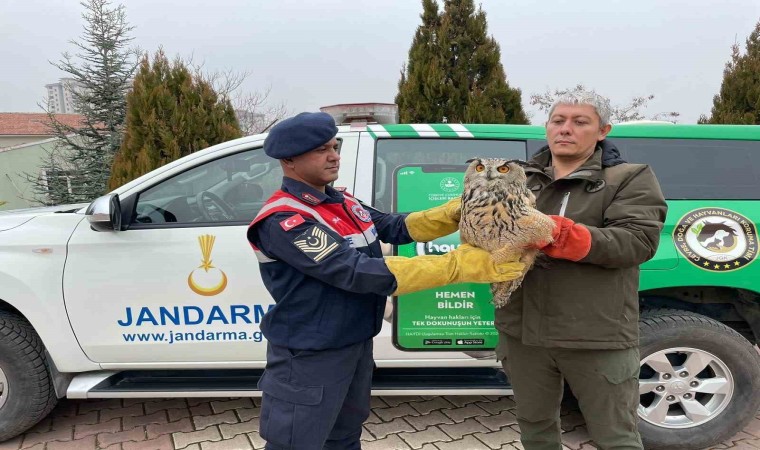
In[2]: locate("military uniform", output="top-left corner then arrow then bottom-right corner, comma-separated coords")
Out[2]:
248,178 -> 413,449
495,140 -> 667,450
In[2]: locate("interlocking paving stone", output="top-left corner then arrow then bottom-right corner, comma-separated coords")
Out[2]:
200,434 -> 253,450
405,411 -> 455,431
172,426 -> 222,449
218,419 -> 259,439
476,410 -> 518,431
361,434 -> 412,450
436,434 -> 491,450
364,410 -> 382,424
473,427 -> 521,449
246,432 -> 266,449
398,426 -> 452,449
51,410 -> 99,431
192,411 -> 238,431
443,403 -> 490,423
123,411 -> 168,430
475,397 -> 516,415
122,434 -> 174,450
145,418 -> 193,440
46,435 -> 96,450
365,418 -> 416,440
21,427 -> 73,448
167,408 -> 192,422
443,395 -> 487,408
145,400 -> 189,415
235,407 -> 261,423
410,397 -> 456,415
189,403 -> 213,417
101,405 -> 146,423
75,418 -> 121,439
77,399 -> 123,415
97,427 -> 147,447
381,396 -> 425,407
374,403 -> 421,422
370,396 -> 389,409
439,417 -> 491,440
210,398 -> 253,414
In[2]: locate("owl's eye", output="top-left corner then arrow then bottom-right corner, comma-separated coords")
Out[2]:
497,166 -> 510,173
475,164 -> 485,172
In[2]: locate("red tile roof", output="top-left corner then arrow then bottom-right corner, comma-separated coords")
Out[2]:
0,113 -> 86,136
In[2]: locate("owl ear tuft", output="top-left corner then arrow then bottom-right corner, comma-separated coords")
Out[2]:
465,158 -> 479,164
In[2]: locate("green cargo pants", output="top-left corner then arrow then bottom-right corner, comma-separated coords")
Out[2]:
498,333 -> 643,450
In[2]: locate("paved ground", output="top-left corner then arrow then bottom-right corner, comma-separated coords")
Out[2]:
1,396 -> 758,450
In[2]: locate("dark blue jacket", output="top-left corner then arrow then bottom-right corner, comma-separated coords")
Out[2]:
247,177 -> 414,350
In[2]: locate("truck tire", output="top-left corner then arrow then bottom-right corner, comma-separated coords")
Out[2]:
0,311 -> 57,441
638,308 -> 760,450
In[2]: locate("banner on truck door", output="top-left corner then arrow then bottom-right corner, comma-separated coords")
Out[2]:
393,165 -> 497,351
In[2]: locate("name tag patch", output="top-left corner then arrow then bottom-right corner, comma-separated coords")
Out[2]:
292,226 -> 339,262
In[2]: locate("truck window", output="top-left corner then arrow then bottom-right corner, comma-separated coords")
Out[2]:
373,139 -> 526,212
613,138 -> 760,200
131,147 -> 283,226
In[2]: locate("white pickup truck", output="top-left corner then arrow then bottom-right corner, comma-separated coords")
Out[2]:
1,123 -> 759,449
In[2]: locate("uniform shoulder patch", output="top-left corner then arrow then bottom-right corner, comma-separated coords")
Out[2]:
292,225 -> 340,262
279,214 -> 305,231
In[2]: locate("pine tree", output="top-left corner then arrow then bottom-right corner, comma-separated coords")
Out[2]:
30,0 -> 138,205
700,21 -> 760,124
108,50 -> 242,189
395,0 -> 528,124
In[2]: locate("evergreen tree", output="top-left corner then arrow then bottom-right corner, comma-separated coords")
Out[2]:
30,0 -> 138,205
108,50 -> 242,189
395,0 -> 527,124
700,21 -> 760,124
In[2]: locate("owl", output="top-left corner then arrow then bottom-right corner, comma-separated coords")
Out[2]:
459,158 -> 555,308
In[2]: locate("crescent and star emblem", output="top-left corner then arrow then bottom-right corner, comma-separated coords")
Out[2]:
188,234 -> 228,296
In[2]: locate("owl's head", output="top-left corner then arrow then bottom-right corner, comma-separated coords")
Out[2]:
463,158 -> 528,193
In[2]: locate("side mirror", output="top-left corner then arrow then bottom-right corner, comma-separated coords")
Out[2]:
85,193 -> 122,232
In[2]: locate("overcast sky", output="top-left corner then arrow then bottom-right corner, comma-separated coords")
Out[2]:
2,0 -> 759,124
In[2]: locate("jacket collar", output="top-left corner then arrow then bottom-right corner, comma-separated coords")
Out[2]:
525,139 -> 626,181
281,177 -> 344,205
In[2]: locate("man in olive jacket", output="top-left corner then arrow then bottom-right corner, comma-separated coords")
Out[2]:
495,90 -> 667,450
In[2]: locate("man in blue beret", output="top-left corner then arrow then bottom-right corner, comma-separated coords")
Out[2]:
247,112 -> 525,450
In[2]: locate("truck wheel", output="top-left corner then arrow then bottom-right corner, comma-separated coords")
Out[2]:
638,308 -> 760,450
0,311 -> 57,441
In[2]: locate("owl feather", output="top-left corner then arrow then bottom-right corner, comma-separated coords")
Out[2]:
459,158 -> 555,308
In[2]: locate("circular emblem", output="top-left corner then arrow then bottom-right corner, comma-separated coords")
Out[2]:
672,208 -> 757,272
669,380 -> 688,395
351,204 -> 371,223
439,177 -> 461,193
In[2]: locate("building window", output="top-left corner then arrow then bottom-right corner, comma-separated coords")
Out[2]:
39,168 -> 77,197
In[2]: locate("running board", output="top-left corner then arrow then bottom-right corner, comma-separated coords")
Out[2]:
68,367 -> 512,398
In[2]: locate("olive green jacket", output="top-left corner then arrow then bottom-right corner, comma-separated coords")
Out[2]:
494,140 -> 667,350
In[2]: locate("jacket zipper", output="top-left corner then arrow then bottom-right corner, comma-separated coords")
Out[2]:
558,192 -> 570,217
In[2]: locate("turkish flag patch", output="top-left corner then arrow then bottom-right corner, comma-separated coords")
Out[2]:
280,214 -> 305,231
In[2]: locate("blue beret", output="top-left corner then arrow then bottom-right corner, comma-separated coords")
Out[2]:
264,112 -> 338,159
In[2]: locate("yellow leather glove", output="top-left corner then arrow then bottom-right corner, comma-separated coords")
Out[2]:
385,244 -> 525,296
404,197 -> 462,242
